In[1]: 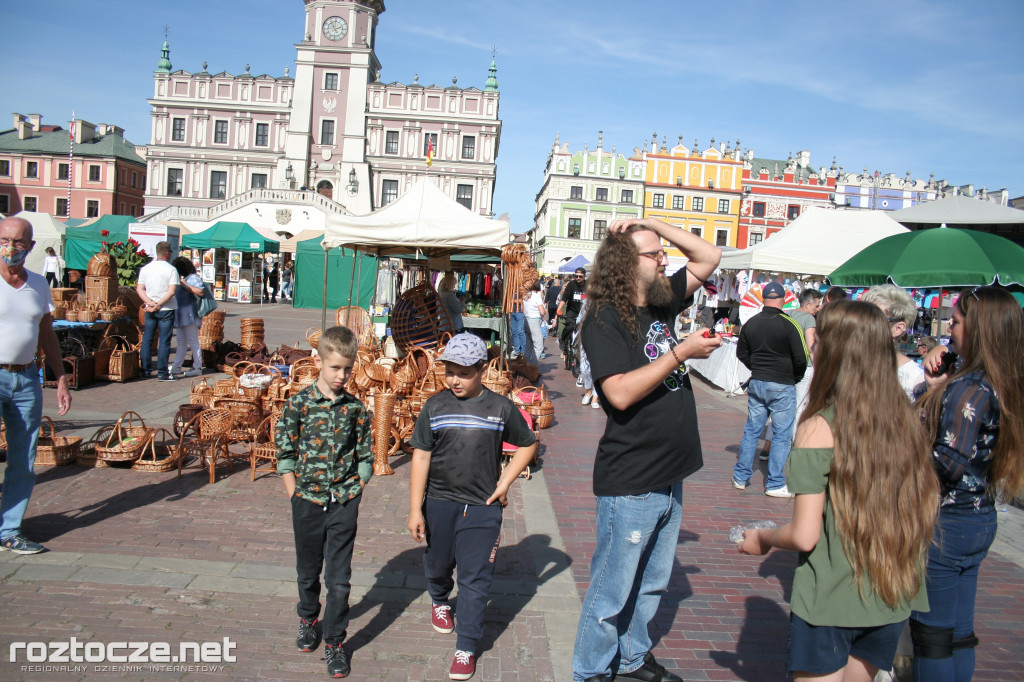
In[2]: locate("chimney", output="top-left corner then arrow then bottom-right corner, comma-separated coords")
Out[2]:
12,113 -> 26,128
74,120 -> 97,144
27,114 -> 42,131
96,123 -> 125,137
797,150 -> 811,167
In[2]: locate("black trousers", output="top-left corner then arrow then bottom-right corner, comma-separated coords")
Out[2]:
423,498 -> 503,653
291,493 -> 361,646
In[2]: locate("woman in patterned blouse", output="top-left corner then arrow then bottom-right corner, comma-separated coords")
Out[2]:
910,286 -> 1024,681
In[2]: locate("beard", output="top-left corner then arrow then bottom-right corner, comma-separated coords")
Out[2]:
646,275 -> 674,308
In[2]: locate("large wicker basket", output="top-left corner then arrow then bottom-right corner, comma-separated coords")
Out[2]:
131,428 -> 182,472
513,385 -> 555,429
95,410 -> 153,463
389,281 -> 455,353
76,425 -> 115,467
371,392 -> 398,475
35,416 -> 81,466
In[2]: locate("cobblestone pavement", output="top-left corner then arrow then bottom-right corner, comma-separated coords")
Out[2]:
1,306 -> 1022,681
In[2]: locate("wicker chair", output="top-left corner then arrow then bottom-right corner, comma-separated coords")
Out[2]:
176,408 -> 233,484
249,413 -> 282,481
211,397 -> 264,448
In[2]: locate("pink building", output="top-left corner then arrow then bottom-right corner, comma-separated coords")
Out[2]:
0,114 -> 146,219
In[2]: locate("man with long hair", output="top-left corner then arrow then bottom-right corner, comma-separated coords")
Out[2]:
571,217 -> 721,681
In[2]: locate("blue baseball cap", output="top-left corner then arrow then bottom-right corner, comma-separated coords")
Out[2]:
762,282 -> 786,299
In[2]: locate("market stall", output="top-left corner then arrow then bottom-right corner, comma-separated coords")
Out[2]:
14,211 -> 65,277
293,233 -> 376,310
181,221 -> 279,303
63,215 -> 135,271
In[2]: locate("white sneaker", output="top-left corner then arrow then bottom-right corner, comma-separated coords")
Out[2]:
765,485 -> 795,499
183,367 -> 204,377
581,394 -> 592,405
591,400 -> 601,409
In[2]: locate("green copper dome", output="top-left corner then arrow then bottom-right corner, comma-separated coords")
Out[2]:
155,40 -> 172,73
484,58 -> 498,92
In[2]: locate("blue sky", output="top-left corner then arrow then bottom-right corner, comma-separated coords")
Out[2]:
2,0 -> 1021,230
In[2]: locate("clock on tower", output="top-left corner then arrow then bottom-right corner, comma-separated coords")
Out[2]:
322,16 -> 348,41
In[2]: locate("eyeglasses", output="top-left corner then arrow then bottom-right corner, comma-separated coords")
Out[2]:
0,238 -> 32,249
575,274 -> 585,279
638,249 -> 668,262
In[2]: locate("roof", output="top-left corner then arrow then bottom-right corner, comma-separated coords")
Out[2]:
718,207 -> 908,275
181,221 -> 280,253
0,127 -> 145,165
890,195 -> 1024,226
746,156 -> 820,184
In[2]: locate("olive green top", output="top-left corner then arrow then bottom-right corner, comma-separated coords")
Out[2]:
786,405 -> 929,627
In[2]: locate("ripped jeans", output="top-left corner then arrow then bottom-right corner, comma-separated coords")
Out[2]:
572,482 -> 683,680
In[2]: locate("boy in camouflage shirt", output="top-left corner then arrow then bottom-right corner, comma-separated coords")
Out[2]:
275,326 -> 372,678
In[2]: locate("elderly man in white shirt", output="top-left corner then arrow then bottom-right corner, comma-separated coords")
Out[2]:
0,216 -> 72,555
136,241 -> 179,381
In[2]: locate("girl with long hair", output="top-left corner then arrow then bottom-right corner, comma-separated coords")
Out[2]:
170,256 -> 205,377
910,286 -> 1024,681
741,300 -> 939,681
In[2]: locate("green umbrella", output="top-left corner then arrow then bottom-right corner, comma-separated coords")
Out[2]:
828,227 -> 1024,288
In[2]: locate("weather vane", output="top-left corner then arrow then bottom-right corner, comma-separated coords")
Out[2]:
163,25 -> 170,40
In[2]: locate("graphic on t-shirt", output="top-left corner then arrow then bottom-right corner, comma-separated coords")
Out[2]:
643,320 -> 686,391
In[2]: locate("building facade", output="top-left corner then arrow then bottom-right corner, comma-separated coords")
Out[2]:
834,169 -> 1009,210
0,114 -> 146,219
529,132 -> 644,272
143,0 -> 500,232
738,150 -> 838,246
642,135 -> 743,251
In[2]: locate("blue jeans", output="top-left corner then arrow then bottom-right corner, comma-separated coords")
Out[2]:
911,509 -> 997,682
510,312 -> 527,356
572,483 -> 683,680
734,379 -> 796,490
0,366 -> 43,539
142,309 -> 175,378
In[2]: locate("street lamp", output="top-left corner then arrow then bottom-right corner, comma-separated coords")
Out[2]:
284,163 -> 294,188
347,168 -> 358,195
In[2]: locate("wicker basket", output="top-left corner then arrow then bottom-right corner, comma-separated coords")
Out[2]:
190,377 -> 215,407
390,281 -> 455,353
35,416 -> 81,466
85,275 -> 119,305
389,358 -> 418,396
95,411 -> 153,462
173,403 -> 207,437
96,335 -> 139,382
305,327 -> 322,350
513,385 -> 555,429
131,428 -> 181,472
52,301 -> 67,321
51,287 -> 79,302
76,425 -> 115,467
371,392 -> 398,475
77,303 -> 98,324
482,359 -> 511,396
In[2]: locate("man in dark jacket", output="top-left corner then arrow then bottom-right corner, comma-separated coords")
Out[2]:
732,282 -> 807,497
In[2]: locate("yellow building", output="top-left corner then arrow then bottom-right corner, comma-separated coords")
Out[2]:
643,136 -> 743,252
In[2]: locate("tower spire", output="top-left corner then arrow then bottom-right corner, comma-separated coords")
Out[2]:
484,50 -> 498,92
155,27 -> 172,73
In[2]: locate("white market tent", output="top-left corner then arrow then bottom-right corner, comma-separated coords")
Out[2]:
322,179 -> 509,256
890,195 -> 1024,226
15,211 -> 66,276
718,207 -> 908,275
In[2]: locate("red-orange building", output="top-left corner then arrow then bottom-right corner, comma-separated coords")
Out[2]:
738,150 -> 837,247
0,113 -> 147,219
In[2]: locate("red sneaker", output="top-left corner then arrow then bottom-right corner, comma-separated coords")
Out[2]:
448,650 -> 476,680
431,603 -> 454,634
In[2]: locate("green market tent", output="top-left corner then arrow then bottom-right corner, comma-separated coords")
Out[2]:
181,221 -> 279,253
293,235 -> 376,310
63,215 -> 135,270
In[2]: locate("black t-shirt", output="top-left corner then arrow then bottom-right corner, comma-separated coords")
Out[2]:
581,267 -> 703,496
560,280 -> 586,320
408,388 -> 536,505
544,284 -> 562,307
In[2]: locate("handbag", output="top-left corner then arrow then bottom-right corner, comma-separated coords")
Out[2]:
193,282 -> 218,318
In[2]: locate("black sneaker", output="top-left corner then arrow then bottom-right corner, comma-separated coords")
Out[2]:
324,643 -> 350,678
158,375 -> 179,382
0,533 -> 46,555
296,617 -> 322,652
617,652 -> 682,681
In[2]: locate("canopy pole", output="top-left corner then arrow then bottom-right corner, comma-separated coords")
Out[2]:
320,246 -> 329,332
345,247 -> 357,317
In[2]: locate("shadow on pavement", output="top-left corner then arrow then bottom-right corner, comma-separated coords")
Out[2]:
708,595 -> 789,681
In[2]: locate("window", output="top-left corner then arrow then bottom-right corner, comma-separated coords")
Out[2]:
753,201 -> 766,217
131,172 -> 138,188
652,193 -> 664,208
672,195 -> 685,210
620,188 -> 633,203
718,199 -> 730,213
716,229 -> 729,247
568,218 -> 582,239
25,161 -> 38,178
167,168 -> 183,196
595,187 -> 608,202
456,184 -> 473,210
385,131 -> 399,154
690,226 -> 702,238
214,120 -> 228,144
86,200 -> 99,217
255,123 -> 269,147
55,198 -> 68,216
0,194 -> 8,214
210,170 -> 227,199
692,197 -> 704,212
749,232 -> 763,246
422,133 -> 438,156
130,205 -> 138,216
172,117 -> 185,141
24,197 -> 37,211
787,205 -> 800,220
381,179 -> 398,206
461,135 -> 476,159
569,185 -> 583,200
0,160 -> 9,176
57,163 -> 69,180
320,120 -> 335,145
251,173 -> 267,189
324,73 -> 338,90
593,220 -> 607,241
88,165 -> 100,182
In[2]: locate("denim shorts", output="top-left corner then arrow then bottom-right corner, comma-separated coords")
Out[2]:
787,613 -> 905,675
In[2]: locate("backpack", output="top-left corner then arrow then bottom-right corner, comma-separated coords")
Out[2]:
193,282 -> 218,318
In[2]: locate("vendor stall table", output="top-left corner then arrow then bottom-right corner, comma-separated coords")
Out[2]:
463,316 -> 501,344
